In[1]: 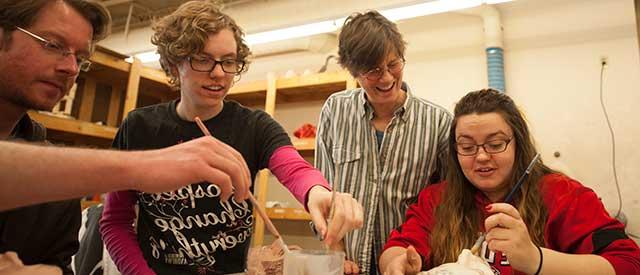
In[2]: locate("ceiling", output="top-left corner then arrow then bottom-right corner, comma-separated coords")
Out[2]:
98,0 -> 256,32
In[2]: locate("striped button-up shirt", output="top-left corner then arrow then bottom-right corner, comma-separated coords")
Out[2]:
315,84 -> 452,273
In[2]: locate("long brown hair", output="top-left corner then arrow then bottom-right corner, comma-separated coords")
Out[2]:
430,89 -> 554,266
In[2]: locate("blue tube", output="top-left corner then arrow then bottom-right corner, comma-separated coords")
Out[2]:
486,47 -> 505,93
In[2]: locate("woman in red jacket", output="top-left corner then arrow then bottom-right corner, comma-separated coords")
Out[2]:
380,89 -> 640,274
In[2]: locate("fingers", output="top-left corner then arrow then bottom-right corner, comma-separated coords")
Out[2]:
324,193 -> 345,245
324,193 -> 362,246
192,141 -> 244,202
3,252 -> 23,266
213,139 -> 251,201
484,226 -> 511,244
0,251 -> 23,270
307,187 -> 331,240
343,260 -> 360,274
484,204 -> 534,260
406,246 -> 422,274
187,136 -> 250,202
351,197 -> 364,228
484,203 -> 522,232
487,203 -> 521,219
486,239 -> 513,254
196,164 -> 234,201
191,118 -> 251,200
206,137 -> 251,201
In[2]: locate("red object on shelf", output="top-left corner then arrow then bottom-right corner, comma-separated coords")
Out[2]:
294,123 -> 316,138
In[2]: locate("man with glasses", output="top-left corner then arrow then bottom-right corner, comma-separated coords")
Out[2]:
100,1 -> 362,274
0,1 -> 109,274
315,10 -> 453,274
0,1 -> 261,274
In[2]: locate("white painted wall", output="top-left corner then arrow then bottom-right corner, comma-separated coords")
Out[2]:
100,0 -> 640,241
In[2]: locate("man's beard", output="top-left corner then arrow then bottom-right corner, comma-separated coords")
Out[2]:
0,86 -> 58,112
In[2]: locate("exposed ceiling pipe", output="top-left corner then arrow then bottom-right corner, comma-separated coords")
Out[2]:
123,2 -> 134,41
458,4 -> 506,93
223,0 -> 259,9
635,0 -> 640,58
101,0 -> 133,7
250,33 -> 337,58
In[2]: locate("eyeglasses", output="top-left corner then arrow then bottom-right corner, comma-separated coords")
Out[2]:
188,56 -> 245,75
16,27 -> 92,72
361,58 -> 405,81
455,138 -> 512,156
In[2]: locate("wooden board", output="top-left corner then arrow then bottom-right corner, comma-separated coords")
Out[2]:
266,207 -> 311,221
28,111 -> 117,140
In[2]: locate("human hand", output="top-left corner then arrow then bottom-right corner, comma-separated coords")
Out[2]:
344,259 -> 360,274
382,246 -> 422,275
0,252 -> 61,275
484,203 -> 540,274
131,136 -> 251,202
0,252 -> 23,271
307,186 -> 363,246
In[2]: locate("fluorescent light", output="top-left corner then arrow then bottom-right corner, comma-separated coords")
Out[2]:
131,0 -> 513,62
124,51 -> 161,64
381,0 -> 482,21
133,51 -> 160,63
246,20 -> 340,45
247,0 -> 513,45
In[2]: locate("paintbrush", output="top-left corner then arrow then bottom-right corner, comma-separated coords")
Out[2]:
194,116 -> 290,253
470,153 -> 541,255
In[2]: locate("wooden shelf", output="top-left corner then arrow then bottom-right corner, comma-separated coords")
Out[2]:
276,71 -> 352,103
89,46 -> 130,73
227,79 -> 268,106
266,207 -> 311,221
227,71 -> 354,106
28,111 -> 117,140
292,138 -> 315,157
246,71 -> 356,246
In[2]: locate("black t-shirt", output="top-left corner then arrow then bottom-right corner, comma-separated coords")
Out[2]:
113,99 -> 291,274
0,115 -> 80,275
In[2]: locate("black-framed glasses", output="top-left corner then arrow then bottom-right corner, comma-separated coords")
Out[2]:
16,26 -> 92,72
455,138 -> 512,156
188,56 -> 245,75
361,58 -> 405,81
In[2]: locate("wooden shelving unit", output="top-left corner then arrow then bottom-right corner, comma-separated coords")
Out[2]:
30,46 -> 175,148
292,138 -> 316,157
266,207 -> 311,221
235,71 -> 357,246
28,111 -> 117,140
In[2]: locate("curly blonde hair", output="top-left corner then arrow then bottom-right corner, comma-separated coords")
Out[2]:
151,0 -> 251,90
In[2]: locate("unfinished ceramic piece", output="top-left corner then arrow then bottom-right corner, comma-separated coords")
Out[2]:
419,249 -> 493,275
